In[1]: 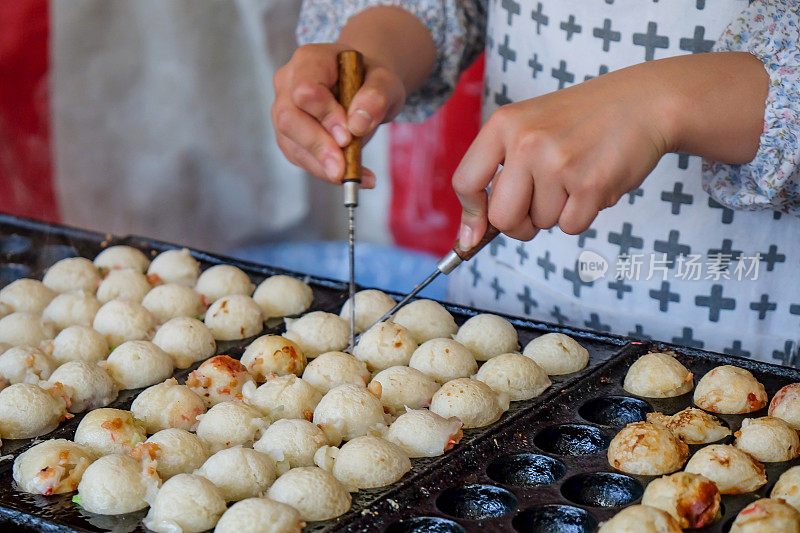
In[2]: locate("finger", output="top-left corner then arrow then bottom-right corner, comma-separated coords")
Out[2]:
347,67 -> 405,137
360,167 -> 376,189
502,220 -> 539,242
487,165 -> 536,238
276,134 -> 330,182
558,194 -> 601,235
291,81 -> 350,147
530,178 -> 568,229
272,103 -> 344,181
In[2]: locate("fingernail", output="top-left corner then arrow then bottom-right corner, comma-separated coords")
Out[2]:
324,157 -> 340,180
349,109 -> 372,135
459,224 -> 474,250
332,125 -> 349,146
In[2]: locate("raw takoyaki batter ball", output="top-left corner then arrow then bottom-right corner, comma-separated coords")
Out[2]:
771,466 -> 800,512
685,444 -> 767,494
47,361 -> 119,412
0,278 -> 55,313
42,257 -> 101,294
453,313 -> 518,361
430,378 -> 509,429
13,439 -> 95,495
42,291 -> 102,331
152,317 -> 216,369
694,365 -> 769,414
384,408 -> 463,458
253,418 -> 328,471
241,334 -> 305,381
74,408 -> 147,456
214,497 -> 305,533
142,283 -> 206,323
371,366 -> 440,417
266,467 -> 351,522
143,428 -> 209,480
242,374 -> 322,421
143,473 -> 226,533
409,338 -> 478,384
769,383 -> 800,430
103,340 -> 174,389
641,471 -> 722,529
0,312 -> 54,347
315,435 -> 410,490
523,332 -> 590,375
94,245 -> 150,274
253,275 -> 313,319
607,421 -> 689,475
186,355 -> 255,407
195,447 -> 276,501
390,299 -> 457,344
623,351 -> 694,398
735,416 -> 800,462
50,325 -> 109,365
76,453 -> 161,515
0,303 -> 10,319
339,289 -> 396,333
313,384 -> 387,444
147,248 -> 200,287
352,322 -> 416,371
646,407 -> 731,444
283,311 -> 348,357
96,269 -> 152,303
131,378 -> 206,433
301,351 -> 370,394
0,345 -> 55,384
0,383 -> 67,438
204,294 -> 263,341
729,498 -> 800,533
474,352 -> 551,401
195,401 -> 268,453
194,264 -> 255,304
597,505 -> 681,533
92,299 -> 157,347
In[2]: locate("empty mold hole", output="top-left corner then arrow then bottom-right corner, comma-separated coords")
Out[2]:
436,484 -> 517,520
533,424 -> 610,456
561,472 -> 643,507
0,264 -> 31,287
385,517 -> 466,533
486,454 -> 566,487
0,235 -> 31,256
578,396 -> 653,427
512,505 -> 598,533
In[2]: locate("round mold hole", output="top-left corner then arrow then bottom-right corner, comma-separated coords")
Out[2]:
0,263 -> 31,287
436,484 -> 517,520
0,235 -> 31,256
385,517 -> 466,533
561,472 -> 643,507
487,453 -> 566,487
578,396 -> 653,427
533,424 -> 611,456
512,505 -> 598,533
39,244 -> 77,266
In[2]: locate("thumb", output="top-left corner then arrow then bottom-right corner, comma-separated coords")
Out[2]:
346,66 -> 405,137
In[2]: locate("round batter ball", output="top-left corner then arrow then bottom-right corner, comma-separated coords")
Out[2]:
769,383 -> 800,430
313,384 -> 387,444
521,333 -> 588,376
0,312 -> 54,347
47,361 -> 119,412
13,439 -> 95,495
142,283 -> 206,323
50,325 -> 109,365
623,351 -> 693,398
77,453 -> 160,515
152,317 -> 216,369
283,311 -> 348,357
474,352 -> 551,401
597,505 -> 681,533
646,407 -> 731,444
143,473 -> 226,532
0,303 -> 11,320
430,378 -> 509,429
339,289 -> 396,334
607,421 -> 689,475
735,416 -> 800,462
195,401 -> 268,453
384,408 -> 463,458
266,467 -> 351,522
390,299 -> 457,344
195,264 -> 255,304
242,374 -> 322,421
317,436 -> 410,490
729,498 -> 800,533
94,245 -> 150,274
352,322 -> 416,371
371,366 -> 440,417
453,314 -> 518,361
253,275 -> 313,319
0,278 -> 56,313
215,497 -> 305,533
186,354 -> 255,407
195,447 -> 276,501
254,418 -> 328,471
142,428 -> 209,480
42,257 -> 101,294
0,383 -> 67,438
0,345 -> 55,384
771,466 -> 800,512
103,340 -> 174,389
74,408 -> 147,456
96,269 -> 152,303
301,351 -> 370,394
204,295 -> 263,341
641,471 -> 722,529
42,291 -> 102,331
131,378 -> 206,433
241,334 -> 305,381
147,248 -> 200,287
409,338 -> 478,384
685,444 -> 767,494
693,365 -> 768,414
92,300 -> 157,347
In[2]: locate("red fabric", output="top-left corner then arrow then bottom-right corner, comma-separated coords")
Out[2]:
0,0 -> 58,222
389,54 -> 484,256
